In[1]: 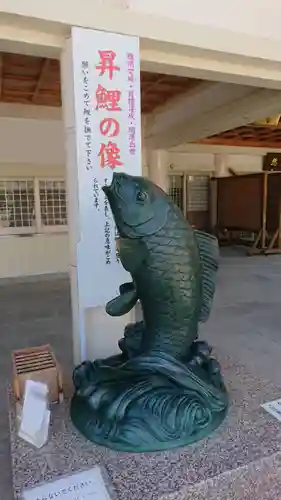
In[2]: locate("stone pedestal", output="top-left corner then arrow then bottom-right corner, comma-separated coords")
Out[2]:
9,348 -> 281,500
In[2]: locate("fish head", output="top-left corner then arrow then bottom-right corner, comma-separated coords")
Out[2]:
102,172 -> 169,238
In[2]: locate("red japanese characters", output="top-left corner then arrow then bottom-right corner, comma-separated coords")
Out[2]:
95,50 -> 123,170
95,50 -> 120,80
99,118 -> 120,138
98,142 -> 123,170
96,85 -> 121,112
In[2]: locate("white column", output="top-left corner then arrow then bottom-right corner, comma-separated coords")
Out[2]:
147,149 -> 169,192
210,154 -> 228,231
213,153 -> 227,177
61,60 -> 84,365
61,28 -> 141,365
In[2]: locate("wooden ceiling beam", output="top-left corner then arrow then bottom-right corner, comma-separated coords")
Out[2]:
141,75 -> 166,100
0,51 -> 202,112
197,137 -> 281,148
249,122 -> 281,130
32,58 -> 49,103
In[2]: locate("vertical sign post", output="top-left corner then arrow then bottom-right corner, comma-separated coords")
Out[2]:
63,28 -> 141,359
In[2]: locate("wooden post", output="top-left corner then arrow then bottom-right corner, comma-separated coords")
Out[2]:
261,172 -> 268,249
183,173 -> 187,219
209,178 -> 218,233
278,199 -> 281,251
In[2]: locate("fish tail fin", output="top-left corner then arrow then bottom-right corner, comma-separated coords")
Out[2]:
194,230 -> 219,323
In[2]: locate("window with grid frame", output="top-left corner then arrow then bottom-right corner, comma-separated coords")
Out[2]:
39,180 -> 68,230
0,179 -> 36,234
168,174 -> 184,211
0,178 -> 68,235
187,175 -> 209,212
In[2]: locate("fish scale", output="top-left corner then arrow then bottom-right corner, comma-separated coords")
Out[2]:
134,208 -> 202,359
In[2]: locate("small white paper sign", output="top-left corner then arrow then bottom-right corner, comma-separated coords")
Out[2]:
19,380 -> 50,449
261,398 -> 281,422
22,466 -> 111,500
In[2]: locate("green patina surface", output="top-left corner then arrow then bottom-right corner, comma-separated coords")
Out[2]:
70,173 -> 228,452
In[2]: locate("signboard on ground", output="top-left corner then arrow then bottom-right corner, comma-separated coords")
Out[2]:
261,398 -> 281,422
22,466 -> 112,500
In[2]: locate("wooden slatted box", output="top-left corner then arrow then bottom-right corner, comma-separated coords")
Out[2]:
12,344 -> 64,404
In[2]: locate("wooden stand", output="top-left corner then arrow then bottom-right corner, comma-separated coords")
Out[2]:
247,174 -> 281,255
212,171 -> 281,256
12,344 -> 64,407
247,227 -> 281,256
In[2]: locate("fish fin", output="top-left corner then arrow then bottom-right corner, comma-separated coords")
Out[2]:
194,230 -> 219,323
119,238 -> 148,274
106,285 -> 138,317
119,282 -> 136,294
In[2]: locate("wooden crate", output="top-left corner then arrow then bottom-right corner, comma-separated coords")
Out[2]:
12,344 -> 64,404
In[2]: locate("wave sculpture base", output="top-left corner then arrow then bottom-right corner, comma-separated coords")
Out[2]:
70,323 -> 228,453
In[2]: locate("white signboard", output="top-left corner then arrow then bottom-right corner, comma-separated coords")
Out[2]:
22,466 -> 111,500
261,398 -> 281,422
69,27 -> 141,309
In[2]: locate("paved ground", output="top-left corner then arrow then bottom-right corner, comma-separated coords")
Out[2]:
0,276 -> 73,499
205,248 -> 281,388
2,248 -> 281,498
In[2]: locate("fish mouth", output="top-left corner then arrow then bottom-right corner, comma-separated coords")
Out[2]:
102,172 -> 127,198
102,183 -> 111,197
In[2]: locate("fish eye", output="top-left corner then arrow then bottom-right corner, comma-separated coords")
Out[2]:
136,191 -> 148,202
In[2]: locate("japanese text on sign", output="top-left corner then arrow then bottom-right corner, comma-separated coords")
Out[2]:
92,177 -> 100,210
103,178 -> 111,265
23,465 -> 112,500
115,224 -> 120,263
96,50 -> 120,80
95,50 -> 123,170
81,61 -> 92,171
127,53 -> 136,156
34,479 -> 94,499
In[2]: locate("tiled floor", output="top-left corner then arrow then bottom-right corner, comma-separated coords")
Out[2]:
3,248 -> 281,498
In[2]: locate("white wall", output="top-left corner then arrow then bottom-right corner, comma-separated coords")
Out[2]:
0,112 -> 268,279
0,162 -> 69,279
0,233 -> 68,279
167,152 -> 263,174
0,113 -> 67,279
130,0 -> 281,41
0,116 -> 64,165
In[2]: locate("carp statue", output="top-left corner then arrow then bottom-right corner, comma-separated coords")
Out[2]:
70,172 -> 228,452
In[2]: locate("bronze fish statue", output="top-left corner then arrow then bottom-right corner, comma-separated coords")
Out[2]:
70,173 -> 228,452
105,173 -> 219,359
